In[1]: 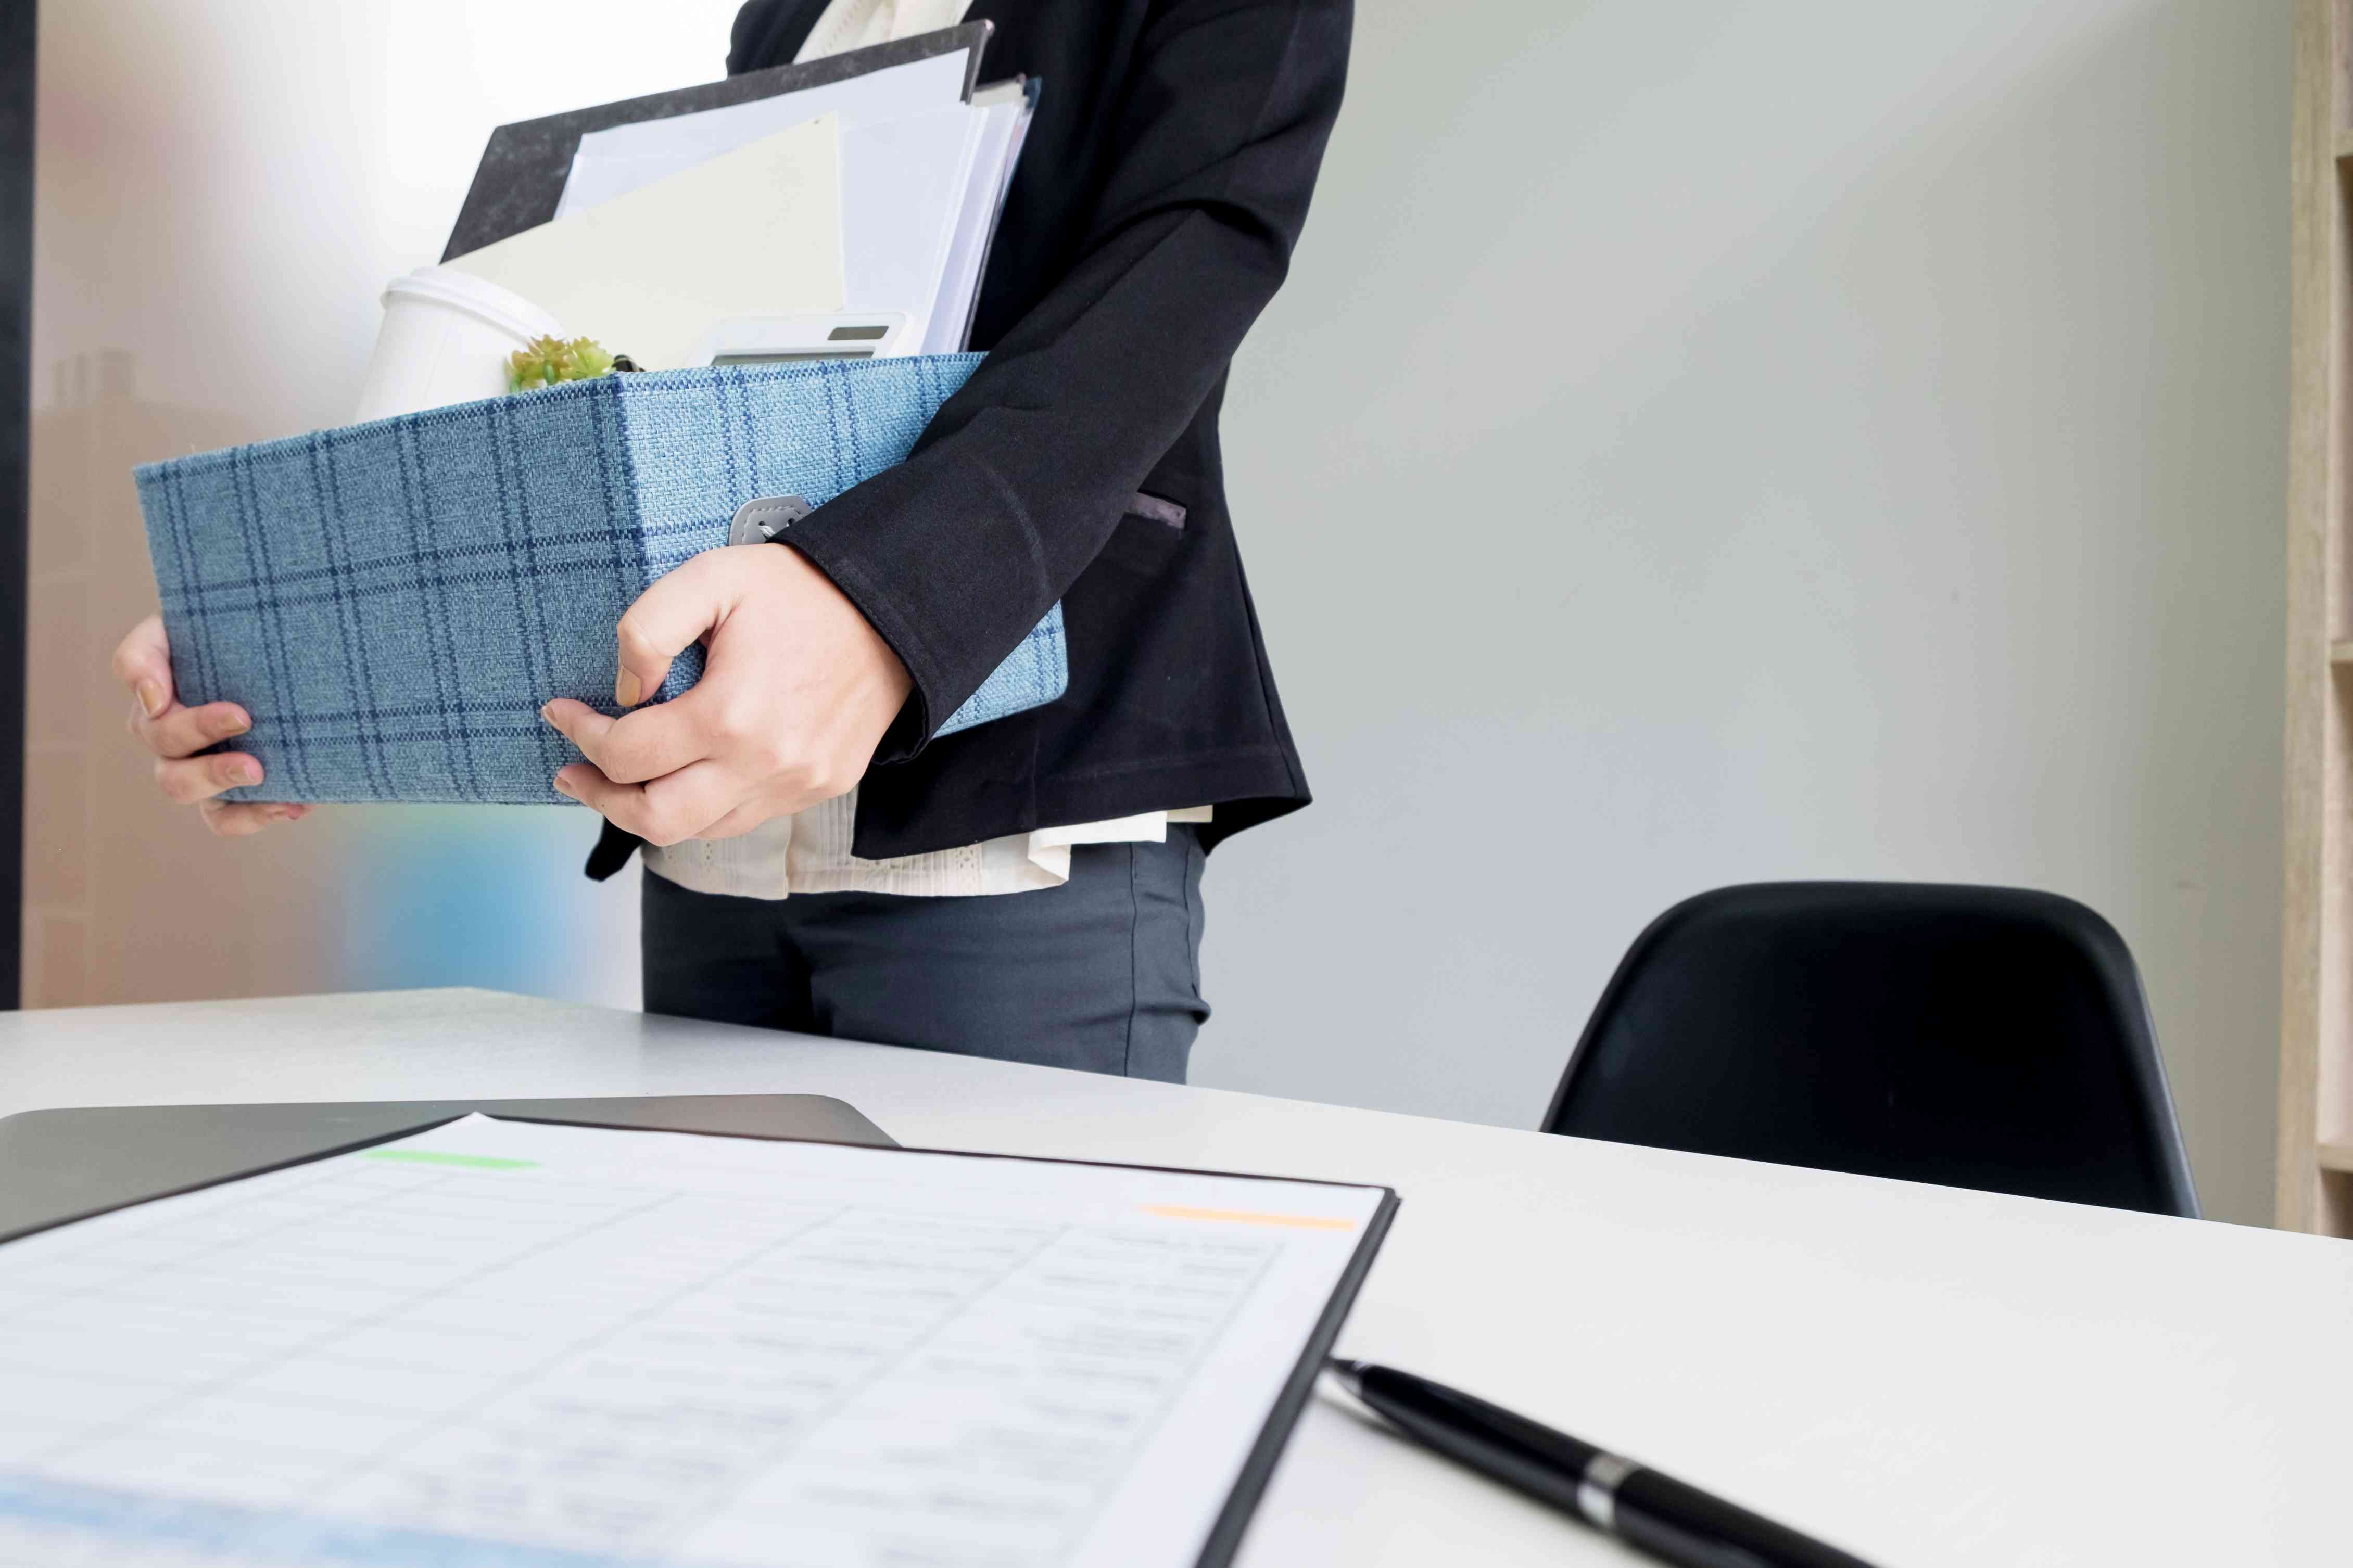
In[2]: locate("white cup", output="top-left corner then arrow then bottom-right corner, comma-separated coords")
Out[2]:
351,266 -> 564,424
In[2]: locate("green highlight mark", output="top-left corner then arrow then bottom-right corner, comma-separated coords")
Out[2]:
362,1149 -> 541,1171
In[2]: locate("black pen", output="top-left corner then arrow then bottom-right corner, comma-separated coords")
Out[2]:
1325,1359 -> 1882,1568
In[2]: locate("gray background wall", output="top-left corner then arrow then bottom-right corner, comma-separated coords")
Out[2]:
29,2 -> 2294,1227
1190,0 -> 2293,1228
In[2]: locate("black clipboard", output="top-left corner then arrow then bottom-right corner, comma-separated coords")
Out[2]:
0,1098 -> 1395,1567
442,22 -> 994,261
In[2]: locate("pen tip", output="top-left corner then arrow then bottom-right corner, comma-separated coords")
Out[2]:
1324,1357 -> 1365,1393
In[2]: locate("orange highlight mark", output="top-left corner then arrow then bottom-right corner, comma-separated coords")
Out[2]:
1142,1204 -> 1358,1230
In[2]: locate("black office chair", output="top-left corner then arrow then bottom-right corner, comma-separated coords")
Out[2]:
1543,882 -> 2199,1216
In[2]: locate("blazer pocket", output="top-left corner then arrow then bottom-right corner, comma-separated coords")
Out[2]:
1125,491 -> 1186,530
1096,490 -> 1189,573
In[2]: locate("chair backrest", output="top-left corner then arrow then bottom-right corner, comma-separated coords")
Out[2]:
1543,882 -> 2199,1216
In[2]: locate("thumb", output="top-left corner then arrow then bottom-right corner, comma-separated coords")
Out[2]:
111,613 -> 176,718
614,551 -> 733,707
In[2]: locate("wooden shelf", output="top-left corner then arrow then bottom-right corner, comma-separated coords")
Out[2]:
2282,0 -> 2353,1236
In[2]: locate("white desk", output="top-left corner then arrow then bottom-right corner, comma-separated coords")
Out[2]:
2,988 -> 2347,1566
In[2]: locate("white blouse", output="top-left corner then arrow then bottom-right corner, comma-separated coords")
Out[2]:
791,0 -> 976,62
642,0 -> 1207,902
642,794 -> 1212,899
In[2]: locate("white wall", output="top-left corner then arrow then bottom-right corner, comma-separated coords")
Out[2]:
1193,0 -> 2292,1227
30,2 -> 2293,1225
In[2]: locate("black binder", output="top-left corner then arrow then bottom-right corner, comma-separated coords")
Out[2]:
442,23 -> 993,260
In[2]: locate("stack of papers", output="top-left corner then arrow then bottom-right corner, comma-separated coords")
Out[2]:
445,115 -> 849,373
450,41 -> 1035,368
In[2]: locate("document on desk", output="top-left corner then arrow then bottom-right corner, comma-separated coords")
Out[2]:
0,1114 -> 1394,1568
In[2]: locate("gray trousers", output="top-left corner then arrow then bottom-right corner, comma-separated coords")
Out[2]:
640,828 -> 1209,1082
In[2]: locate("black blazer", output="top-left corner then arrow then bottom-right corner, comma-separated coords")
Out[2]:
592,0 -> 1350,875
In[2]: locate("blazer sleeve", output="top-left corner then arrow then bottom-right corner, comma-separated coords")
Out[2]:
782,0 -> 1353,760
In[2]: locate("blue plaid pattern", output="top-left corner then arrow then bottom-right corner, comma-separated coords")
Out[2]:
133,354 -> 1066,805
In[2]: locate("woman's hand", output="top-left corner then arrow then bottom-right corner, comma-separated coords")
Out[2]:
110,614 -> 310,837
538,545 -> 910,846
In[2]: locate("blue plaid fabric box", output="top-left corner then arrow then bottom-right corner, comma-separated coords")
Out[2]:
133,354 -> 1066,805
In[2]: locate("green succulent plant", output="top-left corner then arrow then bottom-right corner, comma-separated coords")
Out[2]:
506,335 -> 620,391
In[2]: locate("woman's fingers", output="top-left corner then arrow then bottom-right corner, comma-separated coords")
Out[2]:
112,613 -> 301,833
199,800 -> 309,837
155,751 -> 264,805
150,736 -> 310,830
612,550 -> 733,707
554,759 -> 736,847
110,614 -> 175,720
131,698 -> 251,760
113,614 -> 255,761
553,763 -> 660,838
539,697 -> 709,785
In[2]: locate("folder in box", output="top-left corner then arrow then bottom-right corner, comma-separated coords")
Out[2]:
442,27 -> 991,261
